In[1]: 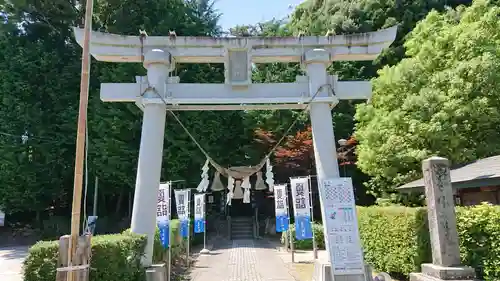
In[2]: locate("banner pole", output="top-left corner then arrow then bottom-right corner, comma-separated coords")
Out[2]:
167,182 -> 172,281
200,193 -> 210,254
287,183 -> 295,263
186,189 -> 191,267
284,184 -> 290,251
308,175 -> 318,259
290,225 -> 295,263
203,193 -> 207,249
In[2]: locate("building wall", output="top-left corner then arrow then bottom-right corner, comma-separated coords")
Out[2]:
459,187 -> 500,206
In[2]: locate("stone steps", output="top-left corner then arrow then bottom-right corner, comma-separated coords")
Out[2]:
231,217 -> 254,240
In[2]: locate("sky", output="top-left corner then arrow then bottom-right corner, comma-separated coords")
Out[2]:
214,0 -> 305,31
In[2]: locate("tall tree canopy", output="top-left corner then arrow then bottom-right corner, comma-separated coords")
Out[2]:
0,0 -> 254,223
0,0 -> 490,226
355,0 -> 500,195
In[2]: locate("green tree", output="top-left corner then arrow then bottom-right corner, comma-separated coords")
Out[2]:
0,0 -> 250,226
355,0 -> 500,196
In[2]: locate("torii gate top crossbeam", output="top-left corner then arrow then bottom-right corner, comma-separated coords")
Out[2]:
72,26 -> 397,63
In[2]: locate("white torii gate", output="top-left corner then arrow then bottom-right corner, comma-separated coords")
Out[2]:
73,26 -> 396,280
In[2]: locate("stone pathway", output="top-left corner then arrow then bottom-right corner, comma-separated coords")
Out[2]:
0,246 -> 29,281
190,239 -> 295,281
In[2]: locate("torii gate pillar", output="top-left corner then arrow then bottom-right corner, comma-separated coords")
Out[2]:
305,50 -> 366,281
130,49 -> 170,265
305,49 -> 341,180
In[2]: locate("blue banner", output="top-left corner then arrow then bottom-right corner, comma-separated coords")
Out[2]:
295,215 -> 313,240
180,219 -> 190,238
276,215 -> 289,232
194,219 -> 205,233
158,221 -> 170,248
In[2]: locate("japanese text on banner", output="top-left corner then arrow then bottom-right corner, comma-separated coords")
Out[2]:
290,177 -> 311,217
174,189 -> 190,221
157,183 -> 171,248
194,194 -> 205,220
290,177 -> 313,240
274,184 -> 289,232
273,184 -> 288,216
194,194 -> 206,234
157,183 -> 170,222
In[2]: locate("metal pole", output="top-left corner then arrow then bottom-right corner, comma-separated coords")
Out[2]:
203,194 -> 207,250
93,176 -> 98,216
287,185 -> 295,263
186,189 -> 191,267
67,0 -> 94,280
284,230 -> 289,251
284,183 -> 290,251
308,176 -> 318,259
167,184 -> 171,281
290,225 -> 295,263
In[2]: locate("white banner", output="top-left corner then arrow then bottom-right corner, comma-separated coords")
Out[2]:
174,189 -> 190,221
273,184 -> 288,216
320,178 -> 364,275
290,177 -> 311,217
156,183 -> 171,223
194,194 -> 205,220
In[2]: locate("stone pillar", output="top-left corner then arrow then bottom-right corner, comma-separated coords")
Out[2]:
131,49 -> 170,265
305,49 -> 367,281
410,157 -> 475,281
305,48 -> 337,256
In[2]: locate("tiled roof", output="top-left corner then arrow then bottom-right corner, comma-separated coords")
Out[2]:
398,155 -> 500,190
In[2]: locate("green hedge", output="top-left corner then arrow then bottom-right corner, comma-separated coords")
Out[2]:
24,233 -> 146,281
24,218 -> 205,281
281,203 -> 500,281
151,218 -> 204,263
456,204 -> 500,280
357,206 -> 430,277
280,223 -> 325,250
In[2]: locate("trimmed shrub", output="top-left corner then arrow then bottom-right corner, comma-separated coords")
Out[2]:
456,204 -> 500,281
23,233 -> 146,281
357,206 -> 430,277
281,204 -> 500,281
280,223 -> 325,250
151,219 -> 203,263
24,218 -> 212,281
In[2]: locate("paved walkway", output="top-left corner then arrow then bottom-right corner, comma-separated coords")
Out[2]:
0,246 -> 29,281
190,239 -> 296,281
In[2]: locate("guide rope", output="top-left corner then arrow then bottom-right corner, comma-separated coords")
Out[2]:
138,32 -> 336,168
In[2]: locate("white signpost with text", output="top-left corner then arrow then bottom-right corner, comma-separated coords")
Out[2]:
319,178 -> 364,275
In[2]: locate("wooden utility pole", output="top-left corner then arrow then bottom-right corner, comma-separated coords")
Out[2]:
65,0 -> 94,280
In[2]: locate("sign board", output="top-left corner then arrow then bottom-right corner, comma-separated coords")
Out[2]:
273,184 -> 289,232
319,178 -> 364,275
85,216 -> 98,234
290,177 -> 313,240
174,189 -> 191,238
194,194 -> 205,233
157,182 -> 171,248
0,209 -> 5,226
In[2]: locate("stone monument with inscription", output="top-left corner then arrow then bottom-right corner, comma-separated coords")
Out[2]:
410,157 -> 476,281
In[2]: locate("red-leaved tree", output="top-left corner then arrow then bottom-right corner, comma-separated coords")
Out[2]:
255,127 -> 359,181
